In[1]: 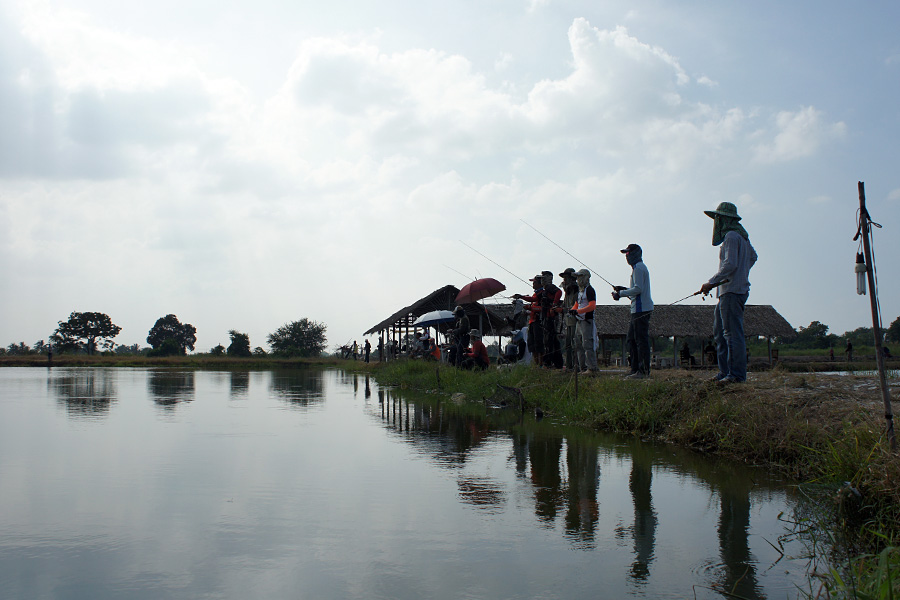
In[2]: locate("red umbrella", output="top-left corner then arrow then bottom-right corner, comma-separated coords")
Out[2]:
456,278 -> 506,304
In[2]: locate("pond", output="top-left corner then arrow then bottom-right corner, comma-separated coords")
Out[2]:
0,367 -> 814,599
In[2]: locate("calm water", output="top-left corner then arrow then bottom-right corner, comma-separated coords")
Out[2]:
0,367 -> 813,599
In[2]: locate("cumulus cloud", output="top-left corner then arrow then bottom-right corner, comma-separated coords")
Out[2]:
752,106 -> 846,163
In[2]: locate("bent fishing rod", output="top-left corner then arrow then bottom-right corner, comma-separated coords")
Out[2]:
670,279 -> 730,305
519,219 -> 618,290
459,240 -> 530,286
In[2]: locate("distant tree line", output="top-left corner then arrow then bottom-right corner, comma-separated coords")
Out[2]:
777,316 -> 900,350
0,311 -> 328,358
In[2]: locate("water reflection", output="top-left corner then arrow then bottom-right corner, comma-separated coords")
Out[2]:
717,478 -> 759,598
564,435 -> 600,549
625,439 -> 657,582
270,369 -> 324,408
229,371 -> 250,398
529,432 -> 564,526
457,477 -> 506,513
50,369 -> 117,418
372,388 -> 791,599
148,370 -> 195,408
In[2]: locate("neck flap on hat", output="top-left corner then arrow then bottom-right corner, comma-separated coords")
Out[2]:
712,215 -> 749,246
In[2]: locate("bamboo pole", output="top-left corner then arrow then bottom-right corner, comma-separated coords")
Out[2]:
857,181 -> 896,450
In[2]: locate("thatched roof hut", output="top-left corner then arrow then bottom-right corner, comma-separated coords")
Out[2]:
594,304 -> 795,366
364,286 -> 509,338
593,304 -> 795,340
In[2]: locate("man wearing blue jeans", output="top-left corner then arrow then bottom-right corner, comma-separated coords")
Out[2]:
700,202 -> 758,384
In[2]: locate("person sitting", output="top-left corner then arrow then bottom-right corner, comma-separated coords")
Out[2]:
408,332 -> 423,358
462,329 -> 490,370
680,342 -> 696,366
502,339 -> 519,364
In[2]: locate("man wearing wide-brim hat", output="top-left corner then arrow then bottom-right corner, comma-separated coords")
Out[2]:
700,202 -> 758,384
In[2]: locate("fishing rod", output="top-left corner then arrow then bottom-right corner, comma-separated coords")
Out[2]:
519,219 -> 618,290
670,279 -> 730,305
459,240 -> 530,286
443,264 -> 473,281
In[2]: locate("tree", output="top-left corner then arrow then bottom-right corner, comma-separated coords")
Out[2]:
793,320 -> 832,349
147,314 -> 197,356
210,344 -> 225,356
115,343 -> 143,355
842,326 -> 875,349
227,330 -> 252,357
52,311 -> 122,354
886,316 -> 900,344
6,342 -> 30,355
267,318 -> 327,357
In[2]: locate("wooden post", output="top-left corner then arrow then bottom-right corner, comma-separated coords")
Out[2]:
857,181 -> 895,449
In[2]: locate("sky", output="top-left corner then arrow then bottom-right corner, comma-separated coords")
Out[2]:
1,0 -> 899,353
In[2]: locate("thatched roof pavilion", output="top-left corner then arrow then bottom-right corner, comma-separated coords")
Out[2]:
364,285 -> 509,341
593,304 -> 795,339
594,304 -> 795,366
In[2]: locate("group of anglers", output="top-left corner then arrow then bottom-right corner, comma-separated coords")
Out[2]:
442,201 -> 758,384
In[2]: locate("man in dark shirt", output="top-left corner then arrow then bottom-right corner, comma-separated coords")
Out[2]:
451,306 -> 470,367
539,270 -> 564,368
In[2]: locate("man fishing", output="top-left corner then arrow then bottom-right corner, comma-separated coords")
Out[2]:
513,275 -> 546,367
559,268 -> 578,371
571,268 -> 598,373
539,270 -> 564,368
700,202 -> 758,384
450,306 -> 470,367
613,244 -> 653,379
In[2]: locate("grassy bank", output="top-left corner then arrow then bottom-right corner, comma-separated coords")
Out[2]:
372,359 -> 899,597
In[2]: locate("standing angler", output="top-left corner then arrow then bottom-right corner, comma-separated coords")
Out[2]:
700,202 -> 758,384
539,271 -> 564,368
559,268 -> 579,371
571,269 -> 598,373
613,244 -> 653,379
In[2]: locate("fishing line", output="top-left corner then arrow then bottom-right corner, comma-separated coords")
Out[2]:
459,240 -> 530,286
519,219 -> 618,289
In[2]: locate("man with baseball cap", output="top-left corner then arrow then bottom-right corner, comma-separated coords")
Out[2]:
613,243 -> 653,379
700,202 -> 758,384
